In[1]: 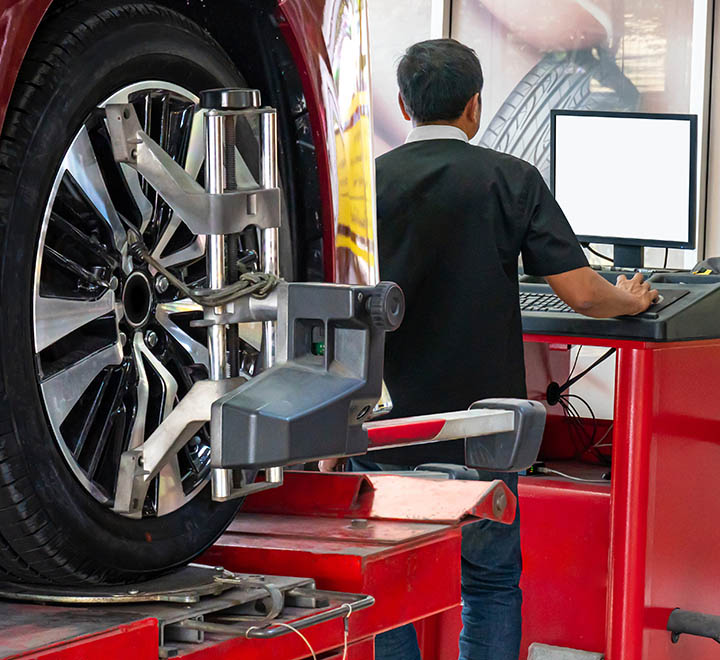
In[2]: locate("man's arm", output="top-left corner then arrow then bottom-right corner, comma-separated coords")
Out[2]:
546,267 -> 658,317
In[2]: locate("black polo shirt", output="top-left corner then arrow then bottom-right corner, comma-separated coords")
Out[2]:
372,137 -> 588,466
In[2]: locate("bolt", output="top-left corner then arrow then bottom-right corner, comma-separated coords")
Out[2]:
108,275 -> 119,291
130,148 -> 138,159
492,488 -> 507,519
119,332 -> 127,347
145,330 -> 158,348
350,519 -> 368,530
357,292 -> 364,303
356,405 -> 371,420
155,275 -> 169,294
127,589 -> 140,596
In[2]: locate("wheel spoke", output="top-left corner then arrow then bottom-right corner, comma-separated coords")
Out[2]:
185,108 -> 206,180
35,290 -> 115,352
41,342 -> 123,425
62,127 -> 127,254
132,332 -> 182,514
155,300 -> 210,368
138,332 -> 178,419
120,163 -> 153,235
73,369 -> 114,460
86,364 -> 130,481
151,214 -> 206,268
129,334 -> 150,450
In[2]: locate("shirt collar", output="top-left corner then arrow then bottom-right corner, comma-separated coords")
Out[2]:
405,124 -> 469,144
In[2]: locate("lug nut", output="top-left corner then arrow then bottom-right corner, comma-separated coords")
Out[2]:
155,275 -> 169,294
145,331 -> 159,348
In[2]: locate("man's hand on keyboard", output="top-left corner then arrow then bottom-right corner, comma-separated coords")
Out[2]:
615,273 -> 659,315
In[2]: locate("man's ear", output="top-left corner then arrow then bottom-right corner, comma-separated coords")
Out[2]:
464,93 -> 481,123
398,93 -> 412,121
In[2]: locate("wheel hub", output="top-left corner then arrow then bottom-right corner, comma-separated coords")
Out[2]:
123,271 -> 153,328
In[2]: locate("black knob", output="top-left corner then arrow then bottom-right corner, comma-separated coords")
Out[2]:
367,282 -> 405,331
200,88 -> 261,110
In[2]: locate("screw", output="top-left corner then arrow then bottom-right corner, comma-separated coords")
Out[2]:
119,332 -> 127,347
356,405 -> 371,420
127,589 -> 140,596
108,275 -> 119,291
357,292 -> 364,303
155,275 -> 169,294
130,148 -> 138,159
493,488 -> 507,519
145,330 -> 158,348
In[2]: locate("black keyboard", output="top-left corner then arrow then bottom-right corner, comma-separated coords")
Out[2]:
519,291 -> 574,313
520,274 -> 720,341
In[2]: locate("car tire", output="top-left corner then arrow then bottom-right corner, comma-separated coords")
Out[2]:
0,1 -> 258,584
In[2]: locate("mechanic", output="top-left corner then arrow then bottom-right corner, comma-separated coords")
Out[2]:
324,38 -> 657,660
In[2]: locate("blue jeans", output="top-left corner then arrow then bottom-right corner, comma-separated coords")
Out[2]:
348,458 -> 522,660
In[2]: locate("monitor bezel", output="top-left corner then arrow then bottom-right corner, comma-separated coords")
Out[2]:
550,109 -> 698,250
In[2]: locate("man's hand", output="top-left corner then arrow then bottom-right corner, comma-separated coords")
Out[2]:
614,273 -> 659,315
545,266 -> 658,318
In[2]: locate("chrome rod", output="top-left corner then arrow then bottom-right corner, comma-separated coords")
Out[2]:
261,110 -> 279,369
205,112 -> 227,381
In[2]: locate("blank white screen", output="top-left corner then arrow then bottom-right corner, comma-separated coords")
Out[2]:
553,114 -> 692,245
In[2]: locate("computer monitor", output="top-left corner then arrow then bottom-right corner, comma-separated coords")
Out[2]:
551,110 -> 697,268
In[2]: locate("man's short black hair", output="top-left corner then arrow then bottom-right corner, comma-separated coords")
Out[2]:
397,39 -> 484,123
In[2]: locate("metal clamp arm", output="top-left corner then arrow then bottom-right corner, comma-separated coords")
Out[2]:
104,104 -> 281,236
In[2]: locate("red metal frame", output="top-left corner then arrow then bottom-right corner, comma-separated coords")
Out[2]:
522,336 -> 720,659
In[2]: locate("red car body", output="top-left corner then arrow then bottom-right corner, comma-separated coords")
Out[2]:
0,0 -> 377,286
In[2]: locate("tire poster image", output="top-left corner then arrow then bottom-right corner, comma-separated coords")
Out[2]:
369,0 -> 698,184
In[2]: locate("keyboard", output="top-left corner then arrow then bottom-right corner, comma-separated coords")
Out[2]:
519,291 -> 574,313
519,274 -> 720,341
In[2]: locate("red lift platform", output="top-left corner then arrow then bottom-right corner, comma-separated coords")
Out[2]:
0,412 -> 516,660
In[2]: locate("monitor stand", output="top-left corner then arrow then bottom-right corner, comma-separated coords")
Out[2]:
613,245 -> 644,269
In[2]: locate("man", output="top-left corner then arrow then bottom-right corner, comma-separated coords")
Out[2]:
325,39 -> 656,660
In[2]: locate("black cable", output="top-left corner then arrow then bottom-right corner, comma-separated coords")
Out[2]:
569,347 -> 582,380
559,396 -> 595,456
546,347 -> 616,406
563,393 -> 597,445
583,243 -> 614,263
664,248 -> 669,269
561,348 -> 616,393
